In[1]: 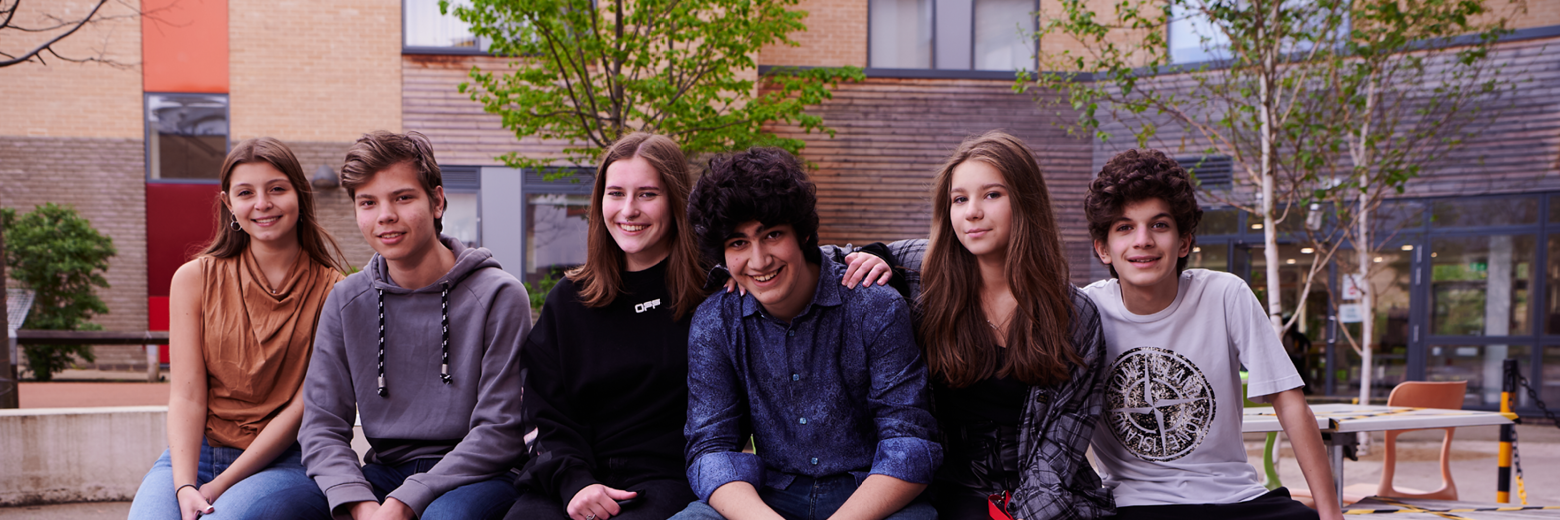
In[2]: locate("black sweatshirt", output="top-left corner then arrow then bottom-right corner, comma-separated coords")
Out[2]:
519,258 -> 692,503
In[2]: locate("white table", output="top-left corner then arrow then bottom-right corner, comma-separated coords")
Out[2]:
1242,404 -> 1515,503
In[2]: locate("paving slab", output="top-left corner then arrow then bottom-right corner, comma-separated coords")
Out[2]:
0,501 -> 128,519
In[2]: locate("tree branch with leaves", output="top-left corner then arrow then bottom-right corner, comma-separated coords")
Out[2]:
1026,0 -> 1351,338
1302,0 -> 1522,404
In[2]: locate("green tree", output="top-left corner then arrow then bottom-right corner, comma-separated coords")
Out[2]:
1030,0 -> 1521,404
2,204 -> 116,381
1305,0 -> 1519,404
1028,0 -> 1352,339
452,0 -> 862,171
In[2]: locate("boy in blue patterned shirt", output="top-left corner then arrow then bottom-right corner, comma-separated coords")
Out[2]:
670,148 -> 941,520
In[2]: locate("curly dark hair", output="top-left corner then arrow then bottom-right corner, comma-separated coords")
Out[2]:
687,147 -> 821,268
1085,149 -> 1203,276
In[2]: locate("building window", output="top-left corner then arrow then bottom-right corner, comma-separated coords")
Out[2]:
513,170 -> 594,288
1169,0 -> 1344,64
442,165 -> 482,248
145,93 -> 229,181
404,0 -> 484,52
525,192 -> 590,287
1168,2 -> 1229,64
869,0 -> 1037,71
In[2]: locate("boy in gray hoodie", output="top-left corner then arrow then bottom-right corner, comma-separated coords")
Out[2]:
300,131 -> 531,520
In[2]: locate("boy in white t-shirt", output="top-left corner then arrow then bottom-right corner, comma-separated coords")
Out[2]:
1079,149 -> 1342,520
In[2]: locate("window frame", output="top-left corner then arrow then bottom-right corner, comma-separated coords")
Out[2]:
143,92 -> 230,185
866,0 -> 1040,74
441,165 -> 484,248
516,168 -> 595,287
402,0 -> 491,56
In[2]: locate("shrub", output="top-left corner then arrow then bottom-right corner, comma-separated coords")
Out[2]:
3,204 -> 116,381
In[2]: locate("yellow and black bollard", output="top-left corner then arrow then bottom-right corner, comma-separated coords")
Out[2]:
1498,359 -> 1518,503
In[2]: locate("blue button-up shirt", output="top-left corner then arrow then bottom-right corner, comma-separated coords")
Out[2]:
684,255 -> 941,501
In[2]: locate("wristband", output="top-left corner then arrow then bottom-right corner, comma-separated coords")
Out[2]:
175,483 -> 198,496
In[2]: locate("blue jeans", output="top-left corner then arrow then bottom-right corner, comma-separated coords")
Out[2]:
127,440 -> 330,520
668,474 -> 938,520
362,458 -> 518,520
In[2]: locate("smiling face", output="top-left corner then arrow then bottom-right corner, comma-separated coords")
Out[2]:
948,160 -> 1013,261
353,160 -> 446,265
724,221 -> 819,323
1095,197 -> 1191,296
225,161 -> 301,248
603,155 -> 672,271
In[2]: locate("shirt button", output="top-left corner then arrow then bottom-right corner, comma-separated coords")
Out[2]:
792,374 -> 800,381
787,330 -> 794,337
799,417 -> 808,425
810,457 -> 819,465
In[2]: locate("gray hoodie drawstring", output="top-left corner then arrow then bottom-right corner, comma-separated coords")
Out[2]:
376,283 -> 453,398
377,288 -> 387,397
440,282 -> 452,384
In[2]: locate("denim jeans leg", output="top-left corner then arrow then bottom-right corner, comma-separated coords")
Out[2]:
666,500 -> 729,520
421,477 -> 519,520
127,450 -> 181,520
882,499 -> 938,520
128,447 -> 220,520
202,446 -> 331,520
361,462 -> 411,502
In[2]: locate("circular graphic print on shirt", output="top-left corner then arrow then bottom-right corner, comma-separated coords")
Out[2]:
1105,346 -> 1216,461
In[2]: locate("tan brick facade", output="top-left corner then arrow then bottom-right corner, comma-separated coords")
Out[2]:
0,0 -> 142,139
228,0 -> 402,142
284,141 -> 380,269
758,0 -> 868,67
0,137 -> 148,333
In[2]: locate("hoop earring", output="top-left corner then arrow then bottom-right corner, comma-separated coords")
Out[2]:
230,218 -> 243,232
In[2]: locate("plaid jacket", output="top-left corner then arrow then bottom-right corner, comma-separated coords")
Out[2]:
887,238 -> 1116,520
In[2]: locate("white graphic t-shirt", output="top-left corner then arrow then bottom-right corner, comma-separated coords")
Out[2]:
1081,269 -> 1302,507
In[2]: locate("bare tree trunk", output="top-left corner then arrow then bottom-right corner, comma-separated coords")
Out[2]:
1357,195 -> 1374,407
1260,46 -> 1284,337
1356,74 -> 1379,409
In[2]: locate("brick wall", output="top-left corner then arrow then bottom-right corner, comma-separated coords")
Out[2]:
0,0 -> 142,138
285,141 -> 379,269
758,0 -> 867,68
228,0 -> 401,142
0,137 -> 148,333
764,77 -> 1099,284
402,55 -> 571,166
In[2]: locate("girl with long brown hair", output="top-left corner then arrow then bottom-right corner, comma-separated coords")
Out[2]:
505,133 -> 894,520
908,131 -> 1113,519
129,137 -> 345,520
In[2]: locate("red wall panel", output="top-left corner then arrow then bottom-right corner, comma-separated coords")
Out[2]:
145,183 -> 221,297
142,0 -> 228,93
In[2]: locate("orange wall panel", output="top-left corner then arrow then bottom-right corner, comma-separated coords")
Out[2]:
142,0 -> 228,93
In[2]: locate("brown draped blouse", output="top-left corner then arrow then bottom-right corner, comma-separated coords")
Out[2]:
199,250 -> 342,449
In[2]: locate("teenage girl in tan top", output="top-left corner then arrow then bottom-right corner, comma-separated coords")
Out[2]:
128,137 -> 346,520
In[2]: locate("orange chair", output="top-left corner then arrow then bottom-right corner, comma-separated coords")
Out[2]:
1374,381 -> 1468,501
